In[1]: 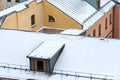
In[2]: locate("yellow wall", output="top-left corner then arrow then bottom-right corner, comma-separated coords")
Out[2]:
2,13 -> 18,30
1,0 -> 82,31
1,1 -> 43,31
43,1 -> 82,29
17,1 -> 44,31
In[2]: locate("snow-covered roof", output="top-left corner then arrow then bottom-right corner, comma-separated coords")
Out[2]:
0,29 -> 120,80
101,0 -> 111,7
60,29 -> 85,35
0,0 -> 42,18
83,0 -> 115,30
27,41 -> 65,59
0,0 -> 115,31
47,0 -> 115,30
47,0 -> 97,26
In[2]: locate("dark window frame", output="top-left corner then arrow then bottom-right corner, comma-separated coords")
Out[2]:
37,60 -> 44,71
98,24 -> 101,36
48,15 -> 55,22
31,15 -> 36,27
105,18 -> 108,30
109,14 -> 112,25
93,30 -> 96,37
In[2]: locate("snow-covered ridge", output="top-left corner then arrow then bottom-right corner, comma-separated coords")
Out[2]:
47,0 -> 97,26
83,0 -> 115,30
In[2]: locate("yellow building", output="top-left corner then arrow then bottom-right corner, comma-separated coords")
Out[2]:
0,0 -> 115,38
0,0 -> 27,10
0,0 -> 86,31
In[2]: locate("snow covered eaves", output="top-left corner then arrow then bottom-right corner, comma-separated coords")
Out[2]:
47,0 -> 115,31
60,29 -> 85,36
83,0 -> 115,30
47,0 -> 97,26
0,0 -> 42,18
27,41 -> 65,59
100,0 -> 111,7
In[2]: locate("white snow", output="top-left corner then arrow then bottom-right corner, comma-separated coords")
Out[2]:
27,41 -> 64,59
0,0 -> 42,17
60,29 -> 85,35
0,29 -> 119,80
47,0 -> 115,30
37,0 -> 42,3
47,0 -> 97,25
0,29 -> 43,67
100,0 -> 111,7
83,0 -> 115,30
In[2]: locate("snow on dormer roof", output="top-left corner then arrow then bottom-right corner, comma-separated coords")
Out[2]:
27,41 -> 65,59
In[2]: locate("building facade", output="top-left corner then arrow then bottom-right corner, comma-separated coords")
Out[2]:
113,3 -> 120,39
86,8 -> 114,38
0,0 -> 27,10
0,0 -> 117,38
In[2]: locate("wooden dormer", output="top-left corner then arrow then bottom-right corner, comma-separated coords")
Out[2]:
27,41 -> 65,73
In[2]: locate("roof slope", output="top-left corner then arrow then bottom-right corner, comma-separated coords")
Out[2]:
47,0 -> 115,30
0,29 -> 119,80
47,0 -> 97,26
85,0 -> 111,10
27,41 -> 65,59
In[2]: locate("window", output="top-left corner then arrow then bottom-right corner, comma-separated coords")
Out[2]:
97,0 -> 100,9
93,30 -> 96,36
37,61 -> 44,71
88,34 -> 90,36
48,15 -> 55,22
109,35 -> 112,38
31,15 -> 35,27
109,14 -> 112,25
16,0 -> 20,2
7,0 -> 11,2
31,60 -> 45,71
105,18 -> 107,30
98,24 -> 101,36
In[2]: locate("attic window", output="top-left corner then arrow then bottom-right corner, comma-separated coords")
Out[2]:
97,0 -> 100,9
31,15 -> 36,27
37,61 -> 44,71
48,15 -> 55,22
105,18 -> 108,30
27,41 -> 65,73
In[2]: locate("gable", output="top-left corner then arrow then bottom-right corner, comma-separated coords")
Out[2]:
46,0 -> 97,25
